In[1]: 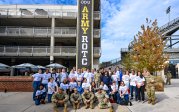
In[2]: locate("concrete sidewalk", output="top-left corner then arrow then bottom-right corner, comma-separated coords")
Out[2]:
128,79 -> 179,112
0,92 -> 130,112
0,79 -> 179,112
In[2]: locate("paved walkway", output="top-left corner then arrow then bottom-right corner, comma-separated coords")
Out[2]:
0,79 -> 179,112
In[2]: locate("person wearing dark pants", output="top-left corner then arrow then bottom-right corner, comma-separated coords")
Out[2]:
136,85 -> 145,101
135,71 -> 145,102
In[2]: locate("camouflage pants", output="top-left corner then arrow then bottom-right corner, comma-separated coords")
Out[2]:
98,101 -> 111,109
166,78 -> 171,85
146,86 -> 155,103
84,99 -> 94,108
53,101 -> 68,112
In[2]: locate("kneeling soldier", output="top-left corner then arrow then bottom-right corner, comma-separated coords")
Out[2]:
95,87 -> 113,112
82,87 -> 94,109
52,87 -> 69,112
70,88 -> 82,109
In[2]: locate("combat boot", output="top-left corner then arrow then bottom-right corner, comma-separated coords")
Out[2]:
152,101 -> 155,105
85,104 -> 88,109
72,103 -> 76,109
63,105 -> 67,112
77,102 -> 80,109
90,104 -> 94,109
53,108 -> 58,112
109,106 -> 114,112
148,100 -> 151,104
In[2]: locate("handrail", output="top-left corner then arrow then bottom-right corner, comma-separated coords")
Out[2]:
0,26 -> 100,37
0,46 -> 101,57
160,17 -> 179,31
0,8 -> 100,19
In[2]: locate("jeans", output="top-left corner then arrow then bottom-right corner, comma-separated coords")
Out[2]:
34,95 -> 44,105
116,93 -> 129,104
130,85 -> 137,100
110,91 -> 118,102
32,81 -> 41,100
48,94 -> 53,103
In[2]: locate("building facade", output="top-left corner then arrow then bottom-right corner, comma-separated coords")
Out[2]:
0,0 -> 101,69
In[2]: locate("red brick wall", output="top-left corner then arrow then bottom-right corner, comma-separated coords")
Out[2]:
0,76 -> 33,92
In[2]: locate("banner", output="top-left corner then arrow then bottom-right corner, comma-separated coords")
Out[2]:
76,0 -> 93,69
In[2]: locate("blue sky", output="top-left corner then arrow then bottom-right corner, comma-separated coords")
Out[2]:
0,0 -> 179,62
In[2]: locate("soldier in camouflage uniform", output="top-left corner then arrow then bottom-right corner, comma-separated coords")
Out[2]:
144,69 -> 156,105
95,87 -> 113,112
51,87 -> 69,112
82,87 -> 94,109
70,88 -> 82,109
166,71 -> 172,85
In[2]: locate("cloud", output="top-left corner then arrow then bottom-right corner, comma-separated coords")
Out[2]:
100,0 -> 179,62
0,0 -> 179,62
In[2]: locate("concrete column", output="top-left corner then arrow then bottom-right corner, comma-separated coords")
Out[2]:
50,17 -> 55,64
10,58 -> 15,76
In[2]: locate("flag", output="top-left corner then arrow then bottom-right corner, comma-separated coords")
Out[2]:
166,6 -> 171,14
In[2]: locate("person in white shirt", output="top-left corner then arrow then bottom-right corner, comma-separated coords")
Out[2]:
129,70 -> 137,100
69,78 -> 77,94
90,69 -> 95,83
68,69 -> 76,82
73,66 -> 77,74
89,81 -> 97,93
48,77 -> 58,103
60,78 -> 69,94
51,68 -> 58,83
83,69 -> 92,84
34,84 -> 46,105
82,78 -> 90,89
122,70 -> 130,88
32,69 -> 43,100
41,69 -> 51,92
60,68 -> 68,83
111,71 -> 118,85
99,81 -> 109,95
135,71 -> 145,102
117,81 -> 129,104
110,81 -> 118,102
75,69 -> 84,82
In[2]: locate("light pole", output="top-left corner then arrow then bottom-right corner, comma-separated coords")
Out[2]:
166,6 -> 172,48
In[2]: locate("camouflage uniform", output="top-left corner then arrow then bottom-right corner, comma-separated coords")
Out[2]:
51,92 -> 69,112
95,92 -> 111,109
82,91 -> 94,109
70,92 -> 82,109
166,72 -> 172,85
94,72 -> 101,88
145,74 -> 156,105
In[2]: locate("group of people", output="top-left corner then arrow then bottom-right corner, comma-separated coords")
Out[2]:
32,66 -> 156,112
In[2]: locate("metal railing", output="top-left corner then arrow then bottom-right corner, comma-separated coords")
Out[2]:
0,8 -> 100,19
100,58 -> 121,68
0,46 -> 101,57
0,26 -> 101,38
121,48 -> 130,52
159,17 -> 179,34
